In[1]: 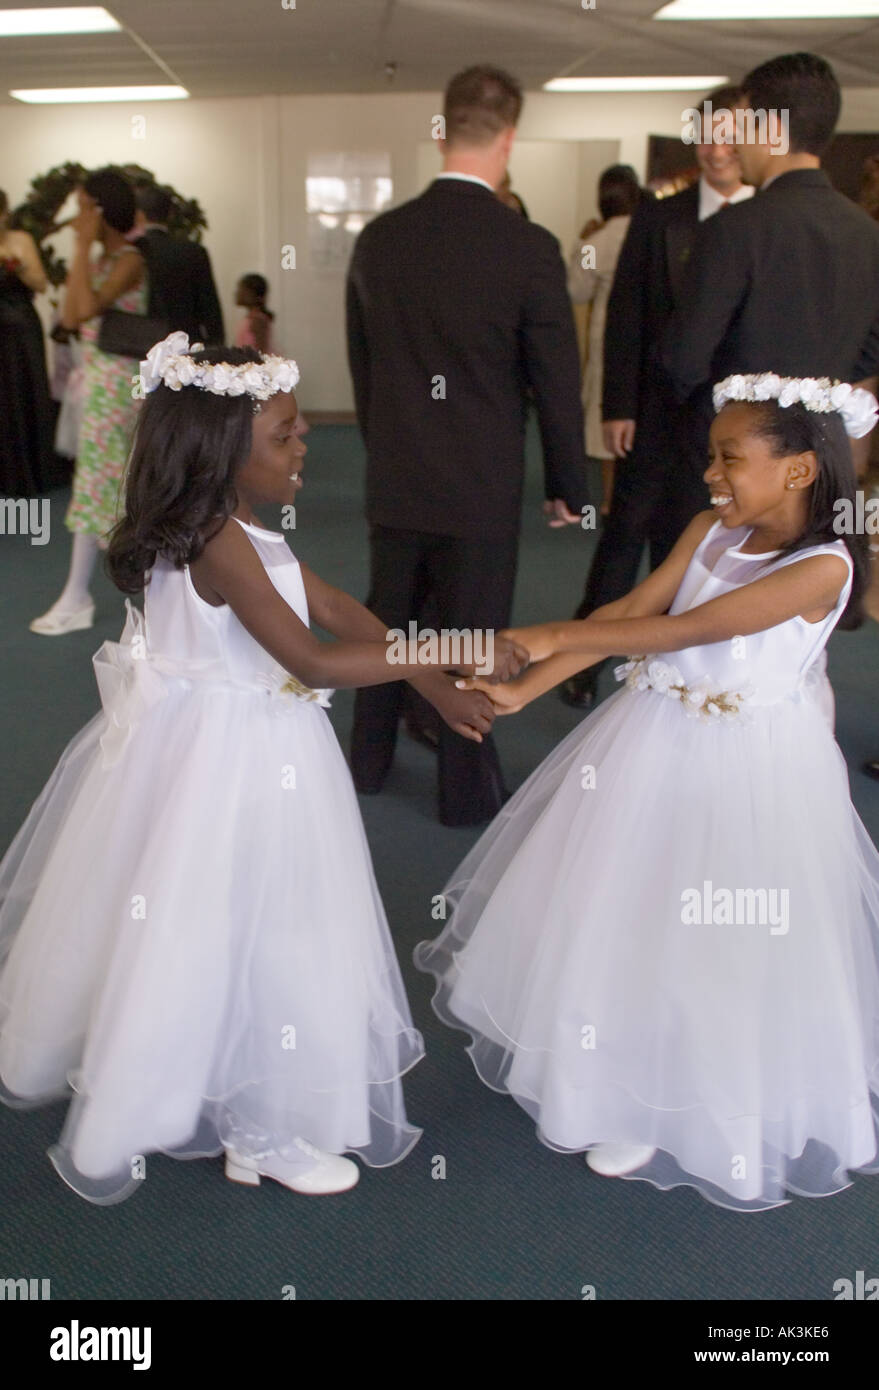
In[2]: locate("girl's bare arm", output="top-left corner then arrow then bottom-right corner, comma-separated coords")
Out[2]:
191,521 -> 524,691
509,552 -> 850,664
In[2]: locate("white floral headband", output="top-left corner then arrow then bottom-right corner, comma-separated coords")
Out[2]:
713,373 -> 878,439
138,331 -> 300,403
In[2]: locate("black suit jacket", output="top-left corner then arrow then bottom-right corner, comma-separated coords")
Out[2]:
137,228 -> 225,346
346,177 -> 588,540
662,169 -> 879,401
602,181 -> 700,423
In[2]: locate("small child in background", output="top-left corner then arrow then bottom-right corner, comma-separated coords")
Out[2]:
235,274 -> 308,435
235,273 -> 276,354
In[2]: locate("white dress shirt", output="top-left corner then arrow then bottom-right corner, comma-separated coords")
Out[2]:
698,177 -> 755,221
435,172 -> 495,193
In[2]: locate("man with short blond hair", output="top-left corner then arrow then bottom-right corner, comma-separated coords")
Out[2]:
347,64 -> 588,825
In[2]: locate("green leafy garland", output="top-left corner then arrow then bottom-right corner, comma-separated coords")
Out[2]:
10,162 -> 207,287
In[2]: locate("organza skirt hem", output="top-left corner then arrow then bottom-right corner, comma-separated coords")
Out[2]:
414,684 -> 879,1213
415,944 -> 879,1212
0,685 -> 426,1204
3,1034 -> 426,1205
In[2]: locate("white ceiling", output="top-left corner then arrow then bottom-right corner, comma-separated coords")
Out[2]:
1,0 -> 878,103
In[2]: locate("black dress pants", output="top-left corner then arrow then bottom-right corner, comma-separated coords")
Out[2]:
575,391 -> 710,622
351,524 -> 519,826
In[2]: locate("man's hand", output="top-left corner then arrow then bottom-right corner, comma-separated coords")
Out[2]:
430,679 -> 497,743
454,633 -> 530,684
603,419 -> 636,457
543,499 -> 581,529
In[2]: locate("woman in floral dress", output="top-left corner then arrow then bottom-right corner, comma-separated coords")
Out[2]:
31,169 -> 145,636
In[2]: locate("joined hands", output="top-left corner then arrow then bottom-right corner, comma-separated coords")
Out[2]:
425,632 -> 532,744
454,624 -> 559,717
453,633 -> 530,684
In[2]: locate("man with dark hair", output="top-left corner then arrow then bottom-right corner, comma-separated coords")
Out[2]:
738,49 -> 840,157
663,52 -> 879,433
132,185 -> 224,347
562,85 -> 752,708
135,184 -> 174,226
346,63 -> 588,825
660,52 -> 879,737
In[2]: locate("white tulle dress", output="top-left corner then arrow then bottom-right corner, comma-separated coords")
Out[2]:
0,518 -> 424,1203
415,521 -> 879,1211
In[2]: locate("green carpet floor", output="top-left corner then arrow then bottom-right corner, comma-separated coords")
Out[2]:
2,423 -> 879,1300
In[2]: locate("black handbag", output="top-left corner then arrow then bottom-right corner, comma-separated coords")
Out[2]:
97,308 -> 171,359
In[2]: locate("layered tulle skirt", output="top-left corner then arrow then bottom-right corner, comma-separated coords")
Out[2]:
0,642 -> 423,1203
415,682 -> 879,1211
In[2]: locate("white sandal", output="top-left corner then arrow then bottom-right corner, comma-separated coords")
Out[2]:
30,601 -> 95,636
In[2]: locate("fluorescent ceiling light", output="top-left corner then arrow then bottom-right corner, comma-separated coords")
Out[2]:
0,7 -> 120,35
10,85 -> 189,103
655,1 -> 879,18
544,76 -> 728,92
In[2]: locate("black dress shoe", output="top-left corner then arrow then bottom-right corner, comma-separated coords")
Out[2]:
351,760 -> 392,795
439,807 -> 499,828
863,759 -> 879,782
559,673 -> 597,709
438,785 -> 512,828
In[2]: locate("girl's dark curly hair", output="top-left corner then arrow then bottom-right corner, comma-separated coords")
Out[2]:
734,397 -> 868,630
106,346 -> 264,594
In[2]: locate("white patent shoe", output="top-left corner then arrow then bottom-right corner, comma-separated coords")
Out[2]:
30,601 -> 95,636
585,1143 -> 656,1177
224,1137 -> 360,1195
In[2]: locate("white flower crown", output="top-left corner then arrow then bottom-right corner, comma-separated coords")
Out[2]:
138,331 -> 300,402
713,373 -> 878,439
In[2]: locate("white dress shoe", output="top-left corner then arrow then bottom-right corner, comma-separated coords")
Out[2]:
586,1143 -> 656,1177
224,1137 -> 360,1195
30,601 -> 95,636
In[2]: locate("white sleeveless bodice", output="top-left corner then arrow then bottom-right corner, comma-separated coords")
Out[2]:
661,521 -> 853,707
144,518 -> 311,691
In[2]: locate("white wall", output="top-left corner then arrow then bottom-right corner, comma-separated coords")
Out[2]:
272,89 -> 694,406
416,136 -> 620,257
2,97 -> 266,339
4,85 -> 879,409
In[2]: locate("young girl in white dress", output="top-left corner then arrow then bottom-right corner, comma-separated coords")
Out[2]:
416,374 -> 879,1211
0,332 -> 522,1204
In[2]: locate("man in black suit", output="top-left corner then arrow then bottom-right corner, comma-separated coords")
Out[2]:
663,52 -> 879,465
562,86 -> 751,708
346,65 -> 588,826
133,186 -> 224,346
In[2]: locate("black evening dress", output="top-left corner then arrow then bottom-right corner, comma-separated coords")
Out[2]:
0,264 -> 57,496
